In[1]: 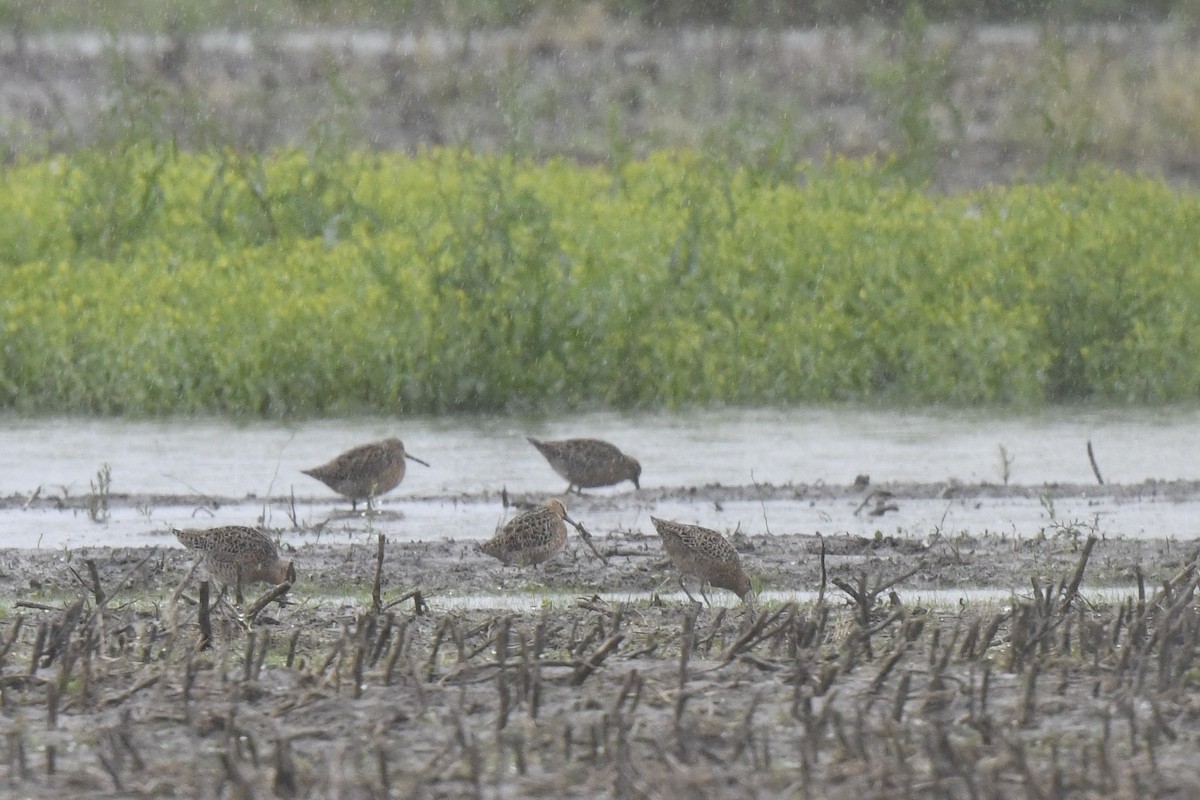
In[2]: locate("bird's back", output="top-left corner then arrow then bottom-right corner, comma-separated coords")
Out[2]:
651,517 -> 748,595
303,438 -> 406,498
479,503 -> 568,566
528,437 -> 639,489
174,526 -> 292,585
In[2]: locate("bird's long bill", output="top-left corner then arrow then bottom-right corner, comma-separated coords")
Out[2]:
406,453 -> 431,467
563,514 -> 607,562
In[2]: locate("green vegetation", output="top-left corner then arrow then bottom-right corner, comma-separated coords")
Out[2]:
0,0 -> 1191,31
2,146 -> 1199,416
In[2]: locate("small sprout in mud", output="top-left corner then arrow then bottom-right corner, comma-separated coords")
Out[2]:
1038,492 -> 1056,522
86,463 -> 112,523
997,444 -> 1013,485
21,486 -> 41,510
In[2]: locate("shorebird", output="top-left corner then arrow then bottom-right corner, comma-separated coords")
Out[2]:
478,499 -> 574,567
302,437 -> 429,510
526,437 -> 641,494
650,517 -> 754,606
173,525 -> 295,603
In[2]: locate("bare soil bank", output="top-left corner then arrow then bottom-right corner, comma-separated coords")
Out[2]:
0,481 -> 1197,798
3,24 -> 1199,190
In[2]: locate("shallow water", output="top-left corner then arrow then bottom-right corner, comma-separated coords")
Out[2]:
2,406 -> 1199,549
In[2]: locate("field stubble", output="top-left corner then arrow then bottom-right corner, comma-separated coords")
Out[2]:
1,482 -> 1199,797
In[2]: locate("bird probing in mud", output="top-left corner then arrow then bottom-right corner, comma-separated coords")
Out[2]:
527,437 -> 641,494
479,499 -> 606,566
173,525 -> 295,603
302,437 -> 429,511
651,517 -> 755,607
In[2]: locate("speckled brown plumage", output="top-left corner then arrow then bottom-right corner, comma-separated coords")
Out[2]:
173,526 -> 295,597
479,500 -> 570,567
527,437 -> 641,494
302,437 -> 429,510
651,517 -> 754,605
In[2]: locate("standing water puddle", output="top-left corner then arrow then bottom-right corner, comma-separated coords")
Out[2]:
2,407 -> 1199,549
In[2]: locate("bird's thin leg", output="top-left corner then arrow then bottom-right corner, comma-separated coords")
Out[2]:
652,574 -> 675,596
678,575 -> 700,605
700,582 -> 713,608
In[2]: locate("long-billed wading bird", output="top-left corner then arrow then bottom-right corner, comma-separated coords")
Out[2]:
479,499 -> 605,566
526,437 -> 641,494
650,517 -> 755,606
173,525 -> 295,604
302,437 -> 429,511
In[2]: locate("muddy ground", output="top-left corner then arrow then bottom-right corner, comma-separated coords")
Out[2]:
0,481 -> 1198,798
6,477 -> 1200,598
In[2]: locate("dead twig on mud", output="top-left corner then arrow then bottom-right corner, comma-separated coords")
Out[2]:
66,559 -> 106,606
833,564 -> 924,625
382,589 -> 428,615
1058,535 -> 1097,614
1087,440 -> 1104,485
245,582 -> 292,623
372,533 -> 386,614
570,633 -> 624,686
817,534 -> 828,606
15,601 -> 62,612
717,604 -> 796,665
563,515 -> 606,562
198,581 -> 212,651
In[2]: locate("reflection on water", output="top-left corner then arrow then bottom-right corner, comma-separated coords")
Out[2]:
2,406 -> 1199,549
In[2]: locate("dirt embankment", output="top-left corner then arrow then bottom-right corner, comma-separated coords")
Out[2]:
3,25 -> 1199,190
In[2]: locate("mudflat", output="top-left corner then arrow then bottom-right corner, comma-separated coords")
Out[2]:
0,480 -> 1197,797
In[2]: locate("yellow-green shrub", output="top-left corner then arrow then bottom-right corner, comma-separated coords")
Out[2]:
2,147 -> 1199,416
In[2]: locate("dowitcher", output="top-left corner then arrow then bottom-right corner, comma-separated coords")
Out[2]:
526,437 -> 641,494
478,499 -> 573,567
173,525 -> 295,602
302,437 -> 429,510
650,517 -> 754,606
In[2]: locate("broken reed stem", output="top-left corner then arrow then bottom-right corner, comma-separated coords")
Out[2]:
245,581 -> 292,623
817,534 -> 827,607
86,559 -> 105,606
351,641 -> 366,699
243,632 -> 257,683
372,534 -> 386,614
564,515 -> 607,562
0,616 -> 24,671
1059,535 -> 1098,615
571,634 -> 624,686
678,610 -> 697,690
1020,661 -> 1040,727
1087,440 -> 1104,485
383,589 -> 428,615
370,613 -> 395,667
198,581 -> 212,652
29,623 -> 46,675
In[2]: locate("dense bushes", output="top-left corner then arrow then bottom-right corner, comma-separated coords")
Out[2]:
2,145 -> 1198,416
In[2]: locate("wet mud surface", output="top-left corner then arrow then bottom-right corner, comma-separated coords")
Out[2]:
0,481 -> 1198,797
